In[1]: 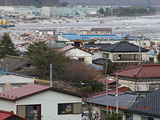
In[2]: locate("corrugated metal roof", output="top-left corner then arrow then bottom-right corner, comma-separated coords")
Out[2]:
0,84 -> 50,100
0,84 -> 81,101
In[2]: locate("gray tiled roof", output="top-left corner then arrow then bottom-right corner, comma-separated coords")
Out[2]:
92,58 -> 110,65
0,55 -> 30,72
84,43 -> 111,49
86,93 -> 137,108
130,90 -> 160,117
100,41 -> 148,52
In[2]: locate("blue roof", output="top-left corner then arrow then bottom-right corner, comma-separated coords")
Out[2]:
0,71 -> 8,74
80,34 -> 123,40
61,33 -> 92,41
60,33 -> 148,41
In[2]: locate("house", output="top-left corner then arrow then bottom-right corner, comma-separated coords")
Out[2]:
99,41 -> 148,63
113,64 -> 160,91
86,92 -> 138,120
35,28 -> 57,36
125,90 -> 160,120
0,84 -> 82,120
89,28 -> 112,35
0,74 -> 34,92
58,45 -> 93,64
0,110 -> 26,120
0,55 -> 31,72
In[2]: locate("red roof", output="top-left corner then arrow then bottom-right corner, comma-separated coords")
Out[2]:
0,110 -> 25,120
0,84 -> 50,100
0,84 -> 81,101
92,86 -> 131,96
113,64 -> 160,78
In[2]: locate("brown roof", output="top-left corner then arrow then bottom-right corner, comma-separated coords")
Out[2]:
113,64 -> 160,78
91,28 -> 112,31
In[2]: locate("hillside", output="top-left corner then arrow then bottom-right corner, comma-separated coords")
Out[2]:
0,0 -> 60,6
59,0 -> 160,6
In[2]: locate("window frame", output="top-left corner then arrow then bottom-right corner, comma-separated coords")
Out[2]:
17,104 -> 41,120
58,102 -> 81,115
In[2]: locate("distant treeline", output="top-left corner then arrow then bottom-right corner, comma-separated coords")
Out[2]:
98,7 -> 158,16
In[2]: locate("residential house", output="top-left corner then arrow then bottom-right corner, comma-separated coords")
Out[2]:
0,84 -> 82,120
0,110 -> 26,120
89,28 -> 112,35
0,55 -> 31,72
113,64 -> 160,91
86,92 -> 138,120
84,43 -> 111,70
125,90 -> 160,120
99,41 -> 148,63
0,74 -> 34,92
58,45 -> 93,64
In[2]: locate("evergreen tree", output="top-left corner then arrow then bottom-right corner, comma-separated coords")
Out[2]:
0,32 -> 18,58
27,41 -> 71,79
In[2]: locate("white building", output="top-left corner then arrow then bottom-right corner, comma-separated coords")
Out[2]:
58,45 -> 93,64
0,84 -> 82,120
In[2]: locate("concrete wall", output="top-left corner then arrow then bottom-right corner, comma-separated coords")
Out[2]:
119,79 -> 160,91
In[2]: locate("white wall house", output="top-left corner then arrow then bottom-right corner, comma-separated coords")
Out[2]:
0,84 -> 82,120
100,41 -> 148,63
59,45 -> 93,64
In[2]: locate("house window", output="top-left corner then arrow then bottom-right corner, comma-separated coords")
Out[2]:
58,103 -> 81,115
141,116 -> 154,120
113,54 -> 141,61
103,53 -> 109,59
79,58 -> 84,62
17,104 -> 41,120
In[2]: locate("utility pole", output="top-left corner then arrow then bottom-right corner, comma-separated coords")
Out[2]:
50,64 -> 53,87
105,62 -> 108,113
116,73 -> 119,115
138,36 -> 142,65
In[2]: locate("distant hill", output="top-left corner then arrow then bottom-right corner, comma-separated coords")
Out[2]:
59,0 -> 160,6
0,0 -> 60,6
